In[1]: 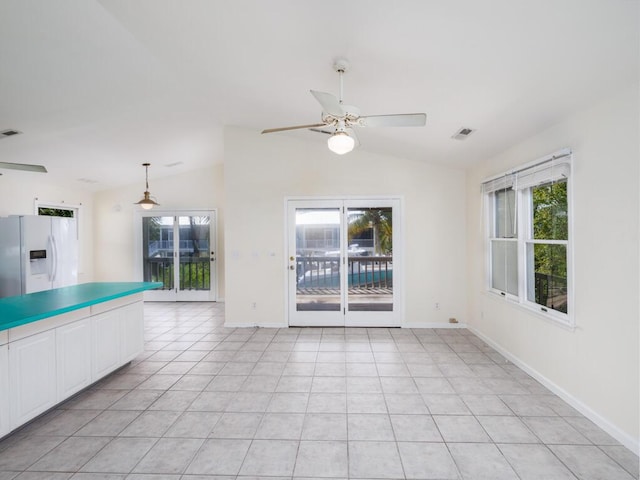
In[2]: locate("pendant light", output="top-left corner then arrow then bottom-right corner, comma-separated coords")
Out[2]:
135,163 -> 159,210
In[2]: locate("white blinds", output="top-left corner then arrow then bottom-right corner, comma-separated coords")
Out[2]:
515,160 -> 570,190
482,150 -> 571,193
482,174 -> 515,194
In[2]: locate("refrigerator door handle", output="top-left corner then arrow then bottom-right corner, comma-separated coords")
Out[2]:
47,235 -> 54,281
51,235 -> 58,283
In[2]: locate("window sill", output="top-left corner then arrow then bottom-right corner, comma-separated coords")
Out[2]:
483,290 -> 576,332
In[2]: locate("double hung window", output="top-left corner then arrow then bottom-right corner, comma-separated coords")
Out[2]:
484,150 -> 572,326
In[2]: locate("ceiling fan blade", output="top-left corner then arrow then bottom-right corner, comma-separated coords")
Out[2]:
309,127 -> 335,135
262,123 -> 327,134
310,90 -> 344,117
358,113 -> 426,128
0,161 -> 47,173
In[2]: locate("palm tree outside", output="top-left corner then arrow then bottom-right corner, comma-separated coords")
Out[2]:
348,207 -> 393,255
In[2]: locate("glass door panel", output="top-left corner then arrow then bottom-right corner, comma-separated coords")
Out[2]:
177,216 -> 211,294
346,207 -> 394,312
142,216 -> 175,293
295,208 -> 341,312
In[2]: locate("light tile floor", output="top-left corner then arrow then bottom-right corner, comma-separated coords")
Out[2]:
0,301 -> 637,480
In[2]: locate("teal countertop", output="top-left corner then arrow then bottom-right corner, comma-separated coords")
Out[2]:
0,282 -> 163,331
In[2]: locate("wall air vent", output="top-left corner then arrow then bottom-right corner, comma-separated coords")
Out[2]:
452,127 -> 475,140
0,129 -> 22,138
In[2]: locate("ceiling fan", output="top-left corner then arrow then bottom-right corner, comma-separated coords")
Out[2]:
0,130 -> 47,175
261,59 -> 427,155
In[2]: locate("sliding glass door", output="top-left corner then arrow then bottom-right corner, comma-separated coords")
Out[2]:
287,199 -> 401,327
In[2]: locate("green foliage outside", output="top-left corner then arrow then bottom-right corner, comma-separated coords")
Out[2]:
348,208 -> 393,255
532,181 -> 568,278
532,181 -> 568,241
151,259 -> 210,290
531,181 -> 568,312
38,207 -> 74,218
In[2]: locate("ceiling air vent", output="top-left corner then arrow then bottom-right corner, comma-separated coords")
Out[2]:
0,129 -> 22,139
452,127 -> 475,140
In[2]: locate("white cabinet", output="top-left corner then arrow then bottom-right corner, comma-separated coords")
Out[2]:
0,344 -> 9,437
56,318 -> 91,401
92,299 -> 144,380
2,295 -> 145,436
9,329 -> 56,429
91,309 -> 121,380
121,301 -> 144,364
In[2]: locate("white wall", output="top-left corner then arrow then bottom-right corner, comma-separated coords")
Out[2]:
0,175 -> 94,284
224,126 -> 467,327
466,85 -> 639,451
93,165 -> 226,299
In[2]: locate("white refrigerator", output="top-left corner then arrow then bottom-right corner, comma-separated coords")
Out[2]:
0,215 -> 78,298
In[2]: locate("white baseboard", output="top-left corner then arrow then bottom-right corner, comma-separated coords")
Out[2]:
227,321 -> 468,329
403,322 -> 468,329
224,322 -> 288,329
469,326 -> 639,455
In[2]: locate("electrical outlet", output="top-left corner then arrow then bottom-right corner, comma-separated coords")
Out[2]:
434,302 -> 440,310
251,302 -> 257,310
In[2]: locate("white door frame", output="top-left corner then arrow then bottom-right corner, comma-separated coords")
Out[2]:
134,209 -> 218,302
285,196 -> 403,327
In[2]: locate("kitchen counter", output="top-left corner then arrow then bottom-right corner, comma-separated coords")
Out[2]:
0,282 -> 162,331
0,281 -> 161,437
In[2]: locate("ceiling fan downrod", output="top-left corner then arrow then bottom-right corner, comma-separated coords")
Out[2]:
333,58 -> 349,105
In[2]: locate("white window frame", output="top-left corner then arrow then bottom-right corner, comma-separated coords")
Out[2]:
483,148 -> 574,328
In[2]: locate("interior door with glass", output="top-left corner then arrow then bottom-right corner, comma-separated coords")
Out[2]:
140,211 -> 216,301
287,199 -> 401,327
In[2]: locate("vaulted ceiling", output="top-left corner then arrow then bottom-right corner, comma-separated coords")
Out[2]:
0,0 -> 637,190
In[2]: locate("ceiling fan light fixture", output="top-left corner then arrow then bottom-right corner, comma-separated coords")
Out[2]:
327,131 -> 355,155
135,163 -> 160,209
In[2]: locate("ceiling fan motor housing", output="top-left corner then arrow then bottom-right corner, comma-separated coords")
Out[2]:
321,105 -> 360,126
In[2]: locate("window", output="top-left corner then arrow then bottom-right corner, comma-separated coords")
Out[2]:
38,206 -> 75,218
484,149 -> 572,326
35,200 -> 81,241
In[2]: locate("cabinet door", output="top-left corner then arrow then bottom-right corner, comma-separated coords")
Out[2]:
91,310 -> 121,380
121,301 -> 144,364
9,330 -> 56,428
56,318 -> 91,401
0,345 -> 9,437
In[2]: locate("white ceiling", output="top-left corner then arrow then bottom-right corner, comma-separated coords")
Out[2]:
0,0 -> 637,190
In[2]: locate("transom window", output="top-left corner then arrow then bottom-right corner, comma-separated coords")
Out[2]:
483,149 -> 572,326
